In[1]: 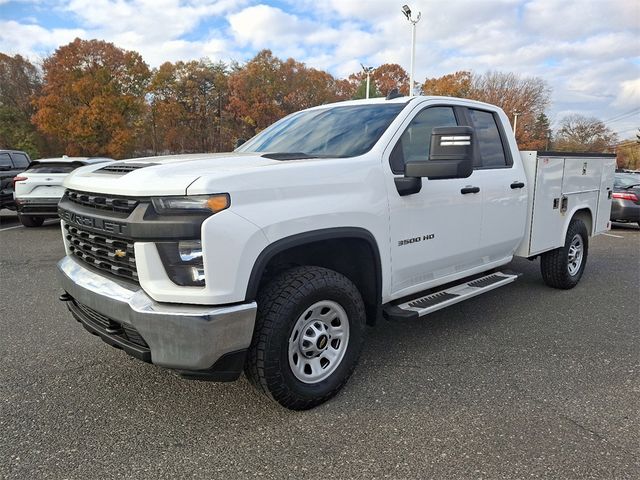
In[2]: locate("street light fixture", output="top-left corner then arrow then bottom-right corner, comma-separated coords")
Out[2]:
402,4 -> 421,96
361,64 -> 375,99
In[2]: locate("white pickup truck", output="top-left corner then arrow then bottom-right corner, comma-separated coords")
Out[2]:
56,95 -> 616,410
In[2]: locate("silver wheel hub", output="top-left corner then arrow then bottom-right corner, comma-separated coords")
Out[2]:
288,300 -> 350,384
567,234 -> 584,276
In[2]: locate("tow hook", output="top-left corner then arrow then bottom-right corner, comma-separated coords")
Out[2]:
59,292 -> 72,302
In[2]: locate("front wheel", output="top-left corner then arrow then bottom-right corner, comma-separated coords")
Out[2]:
540,218 -> 589,289
18,215 -> 45,227
245,266 -> 366,410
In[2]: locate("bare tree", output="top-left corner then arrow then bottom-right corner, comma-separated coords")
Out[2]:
554,114 -> 618,153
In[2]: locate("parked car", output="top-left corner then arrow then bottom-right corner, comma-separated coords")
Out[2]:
13,156 -> 113,227
0,149 -> 31,211
611,172 -> 640,227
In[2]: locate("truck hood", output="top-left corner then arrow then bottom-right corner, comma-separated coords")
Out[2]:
63,153 -> 282,195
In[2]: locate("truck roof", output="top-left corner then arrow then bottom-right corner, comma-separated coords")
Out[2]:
307,95 -> 504,111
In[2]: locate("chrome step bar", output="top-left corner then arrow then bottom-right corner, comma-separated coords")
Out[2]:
390,271 -> 519,319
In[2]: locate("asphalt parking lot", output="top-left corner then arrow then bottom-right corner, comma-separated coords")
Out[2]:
1,211 -> 639,480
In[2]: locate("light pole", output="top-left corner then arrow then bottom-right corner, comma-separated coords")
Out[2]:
402,5 -> 421,96
361,64 -> 374,99
512,111 -> 521,135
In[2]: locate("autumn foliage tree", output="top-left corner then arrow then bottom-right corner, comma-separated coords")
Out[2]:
615,136 -> 640,170
146,59 -> 229,154
422,71 -> 473,98
0,53 -> 44,157
6,38 -> 623,161
227,50 -> 350,138
32,38 -> 150,158
348,63 -> 409,99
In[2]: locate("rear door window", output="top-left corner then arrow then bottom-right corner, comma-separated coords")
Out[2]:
467,109 -> 509,168
11,152 -> 30,168
0,153 -> 12,168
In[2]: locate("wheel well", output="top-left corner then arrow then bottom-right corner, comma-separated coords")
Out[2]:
247,232 -> 382,325
572,208 -> 593,236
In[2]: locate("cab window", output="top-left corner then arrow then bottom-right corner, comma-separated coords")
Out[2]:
390,107 -> 458,174
467,109 -> 508,168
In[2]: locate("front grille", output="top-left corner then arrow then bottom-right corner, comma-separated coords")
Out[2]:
64,223 -> 138,282
97,163 -> 156,174
66,189 -> 139,214
71,300 -> 149,349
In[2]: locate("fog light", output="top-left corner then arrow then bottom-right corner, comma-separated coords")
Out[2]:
157,241 -> 206,287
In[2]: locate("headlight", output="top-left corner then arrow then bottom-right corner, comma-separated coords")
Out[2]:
157,240 -> 206,287
152,194 -> 229,215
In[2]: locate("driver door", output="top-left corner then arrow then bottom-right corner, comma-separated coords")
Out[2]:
385,105 -> 484,299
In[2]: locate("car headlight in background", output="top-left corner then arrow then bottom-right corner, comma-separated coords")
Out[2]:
157,240 -> 206,287
151,194 -> 229,215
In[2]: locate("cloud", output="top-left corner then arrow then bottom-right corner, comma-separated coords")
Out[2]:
0,20 -> 85,60
615,79 -> 640,107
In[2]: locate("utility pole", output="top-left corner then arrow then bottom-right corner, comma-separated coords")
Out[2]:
402,5 -> 421,96
361,64 -> 374,99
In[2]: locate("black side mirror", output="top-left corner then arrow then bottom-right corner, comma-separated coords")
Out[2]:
405,126 -> 474,180
234,138 -> 246,149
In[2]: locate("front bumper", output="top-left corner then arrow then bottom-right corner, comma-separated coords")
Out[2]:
57,256 -> 257,379
16,197 -> 60,216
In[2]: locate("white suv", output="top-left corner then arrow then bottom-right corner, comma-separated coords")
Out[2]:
14,156 -> 112,227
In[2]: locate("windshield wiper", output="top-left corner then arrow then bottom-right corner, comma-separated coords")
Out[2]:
261,152 -> 319,160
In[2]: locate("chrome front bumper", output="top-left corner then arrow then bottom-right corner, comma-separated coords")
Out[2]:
57,256 -> 257,371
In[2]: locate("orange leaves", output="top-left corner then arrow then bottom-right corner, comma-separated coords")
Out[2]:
32,38 -> 150,158
422,71 -> 473,98
227,50 -> 350,137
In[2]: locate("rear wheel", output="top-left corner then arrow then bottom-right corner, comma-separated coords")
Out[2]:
18,215 -> 45,227
540,218 -> 589,289
245,266 -> 366,410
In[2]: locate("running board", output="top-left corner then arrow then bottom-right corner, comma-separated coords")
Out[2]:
384,271 -> 520,320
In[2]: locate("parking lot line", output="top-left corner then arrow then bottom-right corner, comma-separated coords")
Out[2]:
0,219 -> 60,232
602,233 -> 624,238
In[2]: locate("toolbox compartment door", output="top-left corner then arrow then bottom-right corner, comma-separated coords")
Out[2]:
594,157 -> 616,234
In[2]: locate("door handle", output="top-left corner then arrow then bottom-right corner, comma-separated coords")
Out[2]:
460,186 -> 480,194
510,181 -> 525,189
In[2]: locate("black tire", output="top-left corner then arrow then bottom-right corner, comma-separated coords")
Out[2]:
245,266 -> 366,410
18,215 -> 45,227
540,218 -> 589,289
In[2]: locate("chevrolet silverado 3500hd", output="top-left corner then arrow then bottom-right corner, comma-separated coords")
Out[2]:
57,96 -> 616,410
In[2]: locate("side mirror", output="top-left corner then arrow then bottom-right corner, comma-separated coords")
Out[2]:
234,138 -> 246,149
405,126 -> 474,180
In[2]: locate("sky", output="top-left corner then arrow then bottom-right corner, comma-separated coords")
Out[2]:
0,0 -> 638,138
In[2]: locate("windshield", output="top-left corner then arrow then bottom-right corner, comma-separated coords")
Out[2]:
237,103 -> 407,158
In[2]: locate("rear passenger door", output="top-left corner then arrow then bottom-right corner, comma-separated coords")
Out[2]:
462,108 -> 527,260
